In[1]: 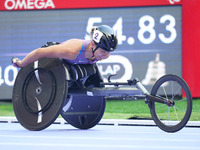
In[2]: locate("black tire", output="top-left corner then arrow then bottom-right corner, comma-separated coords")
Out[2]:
12,58 -> 68,131
150,74 -> 192,132
60,65 -> 106,129
61,96 -> 106,129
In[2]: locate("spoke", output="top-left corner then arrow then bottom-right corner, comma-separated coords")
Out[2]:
155,103 -> 166,109
158,107 -> 170,120
175,98 -> 187,103
171,86 -> 182,101
173,106 -> 179,121
174,106 -> 186,113
168,107 -> 170,121
171,81 -> 174,98
162,86 -> 169,100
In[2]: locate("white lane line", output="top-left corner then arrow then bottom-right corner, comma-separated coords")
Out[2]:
0,142 -> 199,150
0,135 -> 200,142
86,129 -> 200,136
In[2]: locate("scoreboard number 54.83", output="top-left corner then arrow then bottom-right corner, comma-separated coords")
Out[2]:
85,14 -> 177,45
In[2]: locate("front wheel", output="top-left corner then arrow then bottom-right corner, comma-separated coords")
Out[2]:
150,74 -> 192,132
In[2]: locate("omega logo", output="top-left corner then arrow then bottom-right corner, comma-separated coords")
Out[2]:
4,0 -> 55,10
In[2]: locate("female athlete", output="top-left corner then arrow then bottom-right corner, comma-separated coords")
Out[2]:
12,25 -> 118,67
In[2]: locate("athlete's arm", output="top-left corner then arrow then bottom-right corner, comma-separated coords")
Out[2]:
14,39 -> 82,67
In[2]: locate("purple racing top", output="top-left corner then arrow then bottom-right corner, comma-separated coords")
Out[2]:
63,40 -> 98,65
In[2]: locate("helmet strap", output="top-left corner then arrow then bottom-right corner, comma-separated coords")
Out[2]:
91,46 -> 99,57
88,46 -> 99,62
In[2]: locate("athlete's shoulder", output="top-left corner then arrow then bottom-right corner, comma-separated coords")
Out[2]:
61,38 -> 82,44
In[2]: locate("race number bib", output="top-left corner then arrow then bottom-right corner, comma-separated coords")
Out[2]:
93,30 -> 103,43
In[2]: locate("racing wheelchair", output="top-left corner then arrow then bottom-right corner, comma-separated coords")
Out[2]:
12,43 -> 192,133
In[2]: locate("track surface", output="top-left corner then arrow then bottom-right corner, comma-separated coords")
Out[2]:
0,123 -> 200,150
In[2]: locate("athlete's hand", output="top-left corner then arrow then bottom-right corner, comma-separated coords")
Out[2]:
12,57 -> 21,68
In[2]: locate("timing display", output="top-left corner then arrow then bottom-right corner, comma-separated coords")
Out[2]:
85,15 -> 177,45
0,5 -> 182,99
0,66 -> 18,86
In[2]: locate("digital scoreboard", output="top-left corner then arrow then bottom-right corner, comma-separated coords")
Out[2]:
0,0 -> 183,99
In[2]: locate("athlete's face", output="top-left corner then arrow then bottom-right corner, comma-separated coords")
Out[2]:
94,47 -> 110,61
